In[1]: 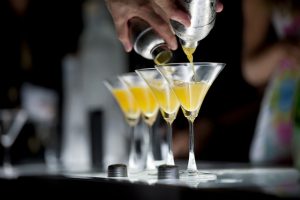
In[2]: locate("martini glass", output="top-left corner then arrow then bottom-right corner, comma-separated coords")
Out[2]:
104,77 -> 142,172
156,62 -> 225,177
136,68 -> 180,166
120,73 -> 159,172
0,109 -> 27,177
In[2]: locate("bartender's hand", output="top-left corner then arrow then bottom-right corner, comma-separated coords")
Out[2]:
105,0 -> 223,52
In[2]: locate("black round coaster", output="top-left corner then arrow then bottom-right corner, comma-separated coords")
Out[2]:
107,164 -> 128,178
158,165 -> 179,179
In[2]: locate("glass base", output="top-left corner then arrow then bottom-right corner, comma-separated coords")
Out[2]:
144,160 -> 166,176
128,170 -> 157,185
0,165 -> 18,178
179,169 -> 217,181
128,155 -> 143,174
146,168 -> 158,176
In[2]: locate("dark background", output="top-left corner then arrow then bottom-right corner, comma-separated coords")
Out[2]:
0,0 -> 83,164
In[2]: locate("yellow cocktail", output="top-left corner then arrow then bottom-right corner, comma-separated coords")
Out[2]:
182,47 -> 196,75
172,81 -> 210,122
129,86 -> 159,126
182,47 -> 196,65
136,68 -> 180,166
147,80 -> 179,124
111,88 -> 140,126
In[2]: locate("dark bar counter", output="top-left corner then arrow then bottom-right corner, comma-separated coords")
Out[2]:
0,162 -> 299,199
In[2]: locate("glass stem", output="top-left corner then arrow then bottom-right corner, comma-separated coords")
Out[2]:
166,122 -> 174,165
187,120 -> 197,172
3,146 -> 13,172
128,125 -> 138,171
146,125 -> 155,170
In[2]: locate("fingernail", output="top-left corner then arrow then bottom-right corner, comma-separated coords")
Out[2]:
124,44 -> 132,52
185,17 -> 191,28
170,41 -> 178,50
170,26 -> 176,35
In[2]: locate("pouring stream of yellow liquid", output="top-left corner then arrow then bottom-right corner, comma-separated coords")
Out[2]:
182,47 -> 196,77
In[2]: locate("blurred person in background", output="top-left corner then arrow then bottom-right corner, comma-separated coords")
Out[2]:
242,0 -> 300,165
0,0 -> 83,165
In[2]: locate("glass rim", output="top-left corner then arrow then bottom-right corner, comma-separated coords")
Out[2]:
119,71 -> 148,86
103,76 -> 128,90
103,75 -> 120,84
119,72 -> 138,78
155,62 -> 226,67
135,68 -> 157,73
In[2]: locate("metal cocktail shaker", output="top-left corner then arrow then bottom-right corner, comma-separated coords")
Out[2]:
171,0 -> 217,48
130,18 -> 173,65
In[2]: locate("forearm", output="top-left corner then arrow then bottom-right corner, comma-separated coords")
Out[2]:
242,45 -> 284,87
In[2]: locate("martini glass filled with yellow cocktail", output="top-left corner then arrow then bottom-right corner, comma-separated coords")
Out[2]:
104,77 -> 141,172
136,68 -> 180,166
156,62 -> 225,177
120,73 -> 159,172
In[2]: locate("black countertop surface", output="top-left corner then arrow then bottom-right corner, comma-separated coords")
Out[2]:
0,162 -> 299,199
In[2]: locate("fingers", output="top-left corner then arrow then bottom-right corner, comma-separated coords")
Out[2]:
169,8 -> 191,28
216,1 -> 224,12
105,0 -> 133,52
106,0 -> 178,52
153,0 -> 191,28
106,0 -> 224,53
115,20 -> 132,52
138,5 -> 178,50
